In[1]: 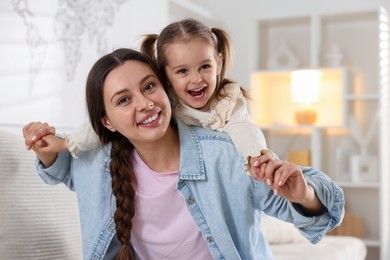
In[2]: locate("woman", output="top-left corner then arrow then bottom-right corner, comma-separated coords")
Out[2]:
23,48 -> 344,260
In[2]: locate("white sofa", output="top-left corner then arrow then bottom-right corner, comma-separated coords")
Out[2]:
0,129 -> 82,259
261,213 -> 367,260
0,129 -> 367,259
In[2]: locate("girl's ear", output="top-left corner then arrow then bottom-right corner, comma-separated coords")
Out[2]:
101,117 -> 116,132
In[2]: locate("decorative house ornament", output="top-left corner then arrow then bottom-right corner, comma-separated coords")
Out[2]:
348,114 -> 379,182
350,154 -> 378,182
335,138 -> 358,181
267,40 -> 300,69
324,44 -> 344,67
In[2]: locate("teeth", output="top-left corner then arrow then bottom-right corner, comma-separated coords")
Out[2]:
190,86 -> 205,92
142,113 -> 158,124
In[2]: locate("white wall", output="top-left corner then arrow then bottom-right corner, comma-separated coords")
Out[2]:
0,0 -> 169,134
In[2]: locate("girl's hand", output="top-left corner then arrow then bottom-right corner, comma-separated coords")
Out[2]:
23,122 -> 55,150
249,150 -> 278,182
22,122 -> 66,167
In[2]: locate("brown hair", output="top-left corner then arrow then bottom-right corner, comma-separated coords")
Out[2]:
85,48 -> 167,260
140,18 -> 247,106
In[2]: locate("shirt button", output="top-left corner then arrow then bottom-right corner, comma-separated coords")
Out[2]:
188,199 -> 194,205
206,236 -> 213,243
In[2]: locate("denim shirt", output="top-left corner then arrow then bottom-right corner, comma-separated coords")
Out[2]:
36,119 -> 344,260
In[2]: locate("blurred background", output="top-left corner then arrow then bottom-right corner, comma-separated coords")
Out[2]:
1,1 -> 389,259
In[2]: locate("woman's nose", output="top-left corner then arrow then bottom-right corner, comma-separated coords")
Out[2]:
135,96 -> 153,111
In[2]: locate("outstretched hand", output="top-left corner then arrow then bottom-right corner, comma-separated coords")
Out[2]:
250,154 -> 307,202
23,122 -> 55,150
22,122 -> 66,166
249,154 -> 325,214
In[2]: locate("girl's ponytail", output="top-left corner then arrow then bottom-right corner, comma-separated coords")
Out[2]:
211,27 -> 232,80
140,34 -> 159,66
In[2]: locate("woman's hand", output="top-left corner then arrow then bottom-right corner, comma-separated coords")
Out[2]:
250,154 -> 325,215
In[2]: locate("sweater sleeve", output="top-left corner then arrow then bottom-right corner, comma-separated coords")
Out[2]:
63,121 -> 100,158
225,101 -> 267,157
221,84 -> 268,162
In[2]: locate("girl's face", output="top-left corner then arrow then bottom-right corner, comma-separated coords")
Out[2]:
101,60 -> 172,147
164,38 -> 221,110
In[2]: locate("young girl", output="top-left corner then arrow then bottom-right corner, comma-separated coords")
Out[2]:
50,19 -> 273,176
141,18 -> 273,172
23,48 -> 344,260
141,19 -> 273,173
141,19 -> 267,169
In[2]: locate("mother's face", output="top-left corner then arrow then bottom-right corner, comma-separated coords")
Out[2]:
101,60 -> 172,146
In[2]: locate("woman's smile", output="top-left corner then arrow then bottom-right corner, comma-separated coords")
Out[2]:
138,110 -> 161,126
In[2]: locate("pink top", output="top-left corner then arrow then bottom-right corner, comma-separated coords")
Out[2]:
131,151 -> 213,260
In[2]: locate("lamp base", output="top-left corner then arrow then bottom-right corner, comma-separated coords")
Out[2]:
295,109 -> 317,125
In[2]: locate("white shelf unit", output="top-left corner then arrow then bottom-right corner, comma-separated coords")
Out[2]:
250,68 -> 348,172
252,10 -> 384,260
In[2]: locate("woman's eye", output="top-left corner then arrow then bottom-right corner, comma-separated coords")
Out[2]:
144,83 -> 157,93
117,96 -> 130,106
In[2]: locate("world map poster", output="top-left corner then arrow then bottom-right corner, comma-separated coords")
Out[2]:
0,0 -> 130,129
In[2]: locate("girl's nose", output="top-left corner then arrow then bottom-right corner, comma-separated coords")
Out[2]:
190,71 -> 203,83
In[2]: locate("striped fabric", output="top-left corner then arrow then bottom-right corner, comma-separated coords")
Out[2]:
0,130 -> 82,259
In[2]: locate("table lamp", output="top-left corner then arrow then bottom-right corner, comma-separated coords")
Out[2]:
291,69 -> 322,125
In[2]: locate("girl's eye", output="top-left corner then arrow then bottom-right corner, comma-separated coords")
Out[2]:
143,83 -> 157,93
177,68 -> 187,74
201,64 -> 211,70
117,96 -> 131,106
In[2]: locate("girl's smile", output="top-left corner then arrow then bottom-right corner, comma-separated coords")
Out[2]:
187,86 -> 208,99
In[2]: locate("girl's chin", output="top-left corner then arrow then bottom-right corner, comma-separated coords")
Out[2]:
188,102 -> 207,110
186,97 -> 209,109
